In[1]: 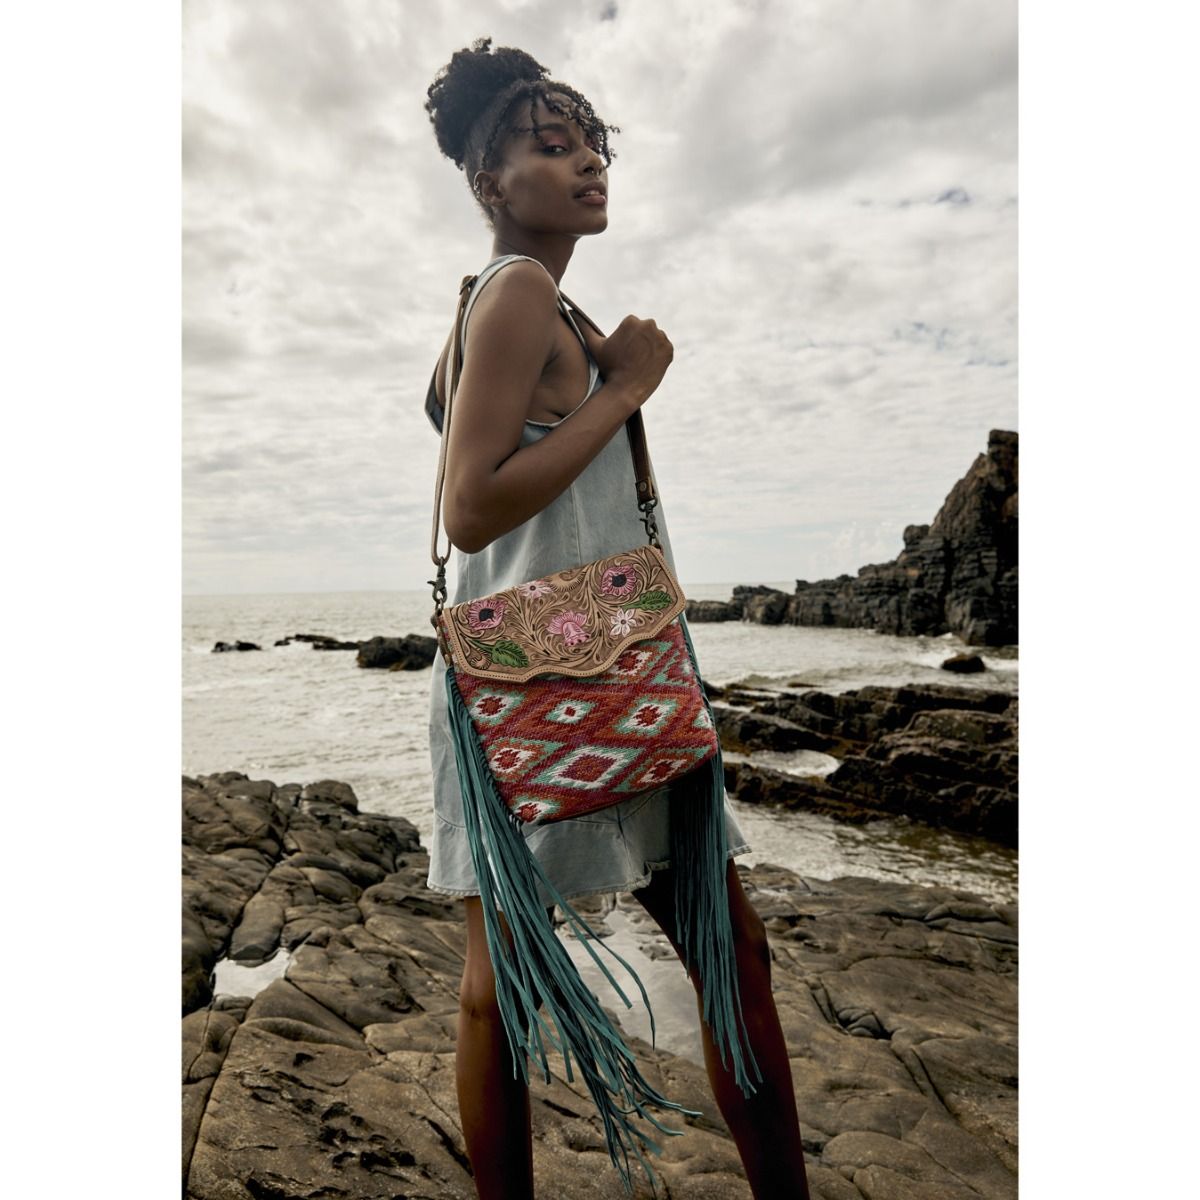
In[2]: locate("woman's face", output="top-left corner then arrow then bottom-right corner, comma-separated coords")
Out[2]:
484,93 -> 609,237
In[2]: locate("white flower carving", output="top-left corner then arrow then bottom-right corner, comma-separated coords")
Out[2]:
608,608 -> 640,638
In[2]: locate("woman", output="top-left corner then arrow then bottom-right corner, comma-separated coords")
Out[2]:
423,38 -> 812,1200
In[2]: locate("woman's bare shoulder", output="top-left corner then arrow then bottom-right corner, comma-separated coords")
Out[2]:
459,259 -> 560,368
433,260 -> 558,409
468,257 -> 559,326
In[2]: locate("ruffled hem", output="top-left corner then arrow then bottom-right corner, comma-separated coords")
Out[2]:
425,839 -> 752,903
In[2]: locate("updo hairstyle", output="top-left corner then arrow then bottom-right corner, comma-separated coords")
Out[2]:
425,37 -> 619,224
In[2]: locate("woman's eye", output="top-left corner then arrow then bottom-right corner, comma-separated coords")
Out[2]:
542,143 -> 568,154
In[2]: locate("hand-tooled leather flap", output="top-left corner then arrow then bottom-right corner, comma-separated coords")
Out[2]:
438,543 -> 686,683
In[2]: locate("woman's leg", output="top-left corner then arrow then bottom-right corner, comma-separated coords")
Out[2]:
632,859 -> 812,1200
456,896 -> 537,1200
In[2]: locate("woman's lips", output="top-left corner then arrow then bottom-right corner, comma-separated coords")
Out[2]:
576,194 -> 607,206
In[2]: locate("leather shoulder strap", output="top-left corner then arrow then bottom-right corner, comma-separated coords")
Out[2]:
558,289 -> 656,510
430,273 -> 476,568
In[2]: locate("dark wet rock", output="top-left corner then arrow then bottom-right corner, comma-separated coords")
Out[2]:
689,585 -> 795,624
276,632 -> 365,650
300,779 -> 361,814
181,773 -> 421,1012
211,640 -> 260,652
181,833 -> 273,1015
714,704 -> 832,754
719,682 -> 1017,845
685,598 -> 742,621
275,635 -> 355,648
182,904 -> 217,1014
737,586 -> 791,624
356,633 -> 439,670
723,761 -> 881,825
183,777 -> 1017,1199
227,889 -> 286,962
697,430 -> 1018,646
943,652 -> 987,673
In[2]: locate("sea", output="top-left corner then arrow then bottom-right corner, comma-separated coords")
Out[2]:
183,583 -> 1018,909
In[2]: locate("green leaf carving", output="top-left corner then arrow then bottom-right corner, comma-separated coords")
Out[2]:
489,639 -> 529,667
630,589 -> 672,612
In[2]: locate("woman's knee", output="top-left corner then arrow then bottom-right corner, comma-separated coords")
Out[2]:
458,898 -> 553,1024
459,960 -> 504,1024
460,897 -> 504,1022
733,895 -> 772,980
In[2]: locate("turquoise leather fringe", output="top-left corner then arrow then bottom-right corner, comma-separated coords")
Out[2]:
672,611 -> 762,1096
443,608 -> 758,1191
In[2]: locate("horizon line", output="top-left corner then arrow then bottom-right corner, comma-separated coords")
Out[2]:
182,579 -> 802,600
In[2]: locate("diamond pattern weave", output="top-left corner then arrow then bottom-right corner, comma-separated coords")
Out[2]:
452,615 -> 719,825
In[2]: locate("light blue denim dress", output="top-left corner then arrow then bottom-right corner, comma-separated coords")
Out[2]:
425,255 -> 749,907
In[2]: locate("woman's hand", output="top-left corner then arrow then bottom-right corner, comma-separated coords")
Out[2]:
592,315 -> 674,406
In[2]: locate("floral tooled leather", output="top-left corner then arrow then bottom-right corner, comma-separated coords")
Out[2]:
439,544 -> 687,683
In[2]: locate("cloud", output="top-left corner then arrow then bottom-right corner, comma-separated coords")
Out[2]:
183,0 -> 1016,595
182,317 -> 249,367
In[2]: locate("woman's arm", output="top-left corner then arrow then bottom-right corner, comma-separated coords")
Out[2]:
442,261 -> 671,553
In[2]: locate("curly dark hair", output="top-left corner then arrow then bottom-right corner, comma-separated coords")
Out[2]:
424,37 -> 620,225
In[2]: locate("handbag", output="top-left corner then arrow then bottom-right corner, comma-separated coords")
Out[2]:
426,260 -> 760,1190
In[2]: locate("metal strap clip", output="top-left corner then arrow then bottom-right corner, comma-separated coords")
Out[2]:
638,499 -> 662,548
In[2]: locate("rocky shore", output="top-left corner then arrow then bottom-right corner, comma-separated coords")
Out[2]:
713,680 -> 1017,847
211,633 -> 439,669
183,772 -> 1017,1199
686,429 -> 1018,647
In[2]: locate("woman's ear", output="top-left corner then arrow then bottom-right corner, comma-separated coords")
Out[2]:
474,171 -> 506,211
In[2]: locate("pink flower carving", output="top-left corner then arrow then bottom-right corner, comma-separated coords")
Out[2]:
547,609 -> 590,647
600,563 -> 639,599
517,579 -> 553,599
467,596 -> 506,631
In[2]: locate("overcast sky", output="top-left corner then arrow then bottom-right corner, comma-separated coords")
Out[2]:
182,0 -> 1017,595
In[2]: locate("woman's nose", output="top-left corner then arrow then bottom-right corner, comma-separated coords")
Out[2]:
580,145 -> 604,174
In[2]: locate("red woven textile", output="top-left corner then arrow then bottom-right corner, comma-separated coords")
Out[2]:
451,616 -> 719,825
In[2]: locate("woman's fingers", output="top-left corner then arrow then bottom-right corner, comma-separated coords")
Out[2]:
594,314 -> 673,405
